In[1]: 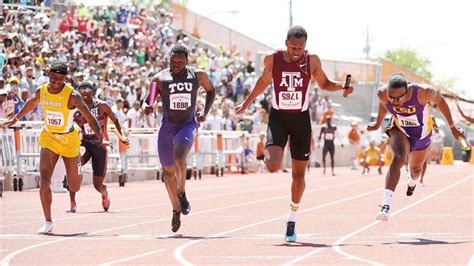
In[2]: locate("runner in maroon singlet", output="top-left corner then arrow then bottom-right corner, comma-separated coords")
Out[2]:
236,26 -> 353,242
69,81 -> 129,213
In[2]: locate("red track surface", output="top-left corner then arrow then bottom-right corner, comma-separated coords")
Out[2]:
1,164 -> 473,265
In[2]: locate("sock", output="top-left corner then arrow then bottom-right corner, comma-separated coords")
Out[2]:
382,189 -> 393,207
407,174 -> 417,187
287,201 -> 299,222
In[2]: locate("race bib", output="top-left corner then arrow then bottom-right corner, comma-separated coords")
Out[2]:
45,110 -> 64,127
83,123 -> 94,135
325,132 -> 334,140
279,91 -> 302,110
397,114 -> 420,127
170,93 -> 191,111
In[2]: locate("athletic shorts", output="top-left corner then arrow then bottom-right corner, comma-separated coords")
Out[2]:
82,141 -> 108,177
158,121 -> 197,167
384,123 -> 432,152
38,128 -> 81,158
322,142 -> 335,157
266,108 -> 311,161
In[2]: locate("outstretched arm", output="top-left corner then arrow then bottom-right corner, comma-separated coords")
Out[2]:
368,88 -> 388,131
71,92 -> 104,142
102,102 -> 129,144
421,86 -> 465,140
1,88 -> 40,127
310,54 -> 353,97
456,100 -> 474,123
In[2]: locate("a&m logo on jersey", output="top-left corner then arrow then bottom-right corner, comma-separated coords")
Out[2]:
279,72 -> 303,92
169,82 -> 193,94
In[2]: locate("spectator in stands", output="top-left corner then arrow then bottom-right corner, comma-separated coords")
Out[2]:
127,100 -> 144,128
205,108 -> 223,130
348,121 -> 361,170
0,88 -> 8,119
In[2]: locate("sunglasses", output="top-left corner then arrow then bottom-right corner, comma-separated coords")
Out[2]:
388,88 -> 408,102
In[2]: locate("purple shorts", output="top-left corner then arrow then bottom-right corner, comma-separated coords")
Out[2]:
158,121 -> 197,166
408,132 -> 432,151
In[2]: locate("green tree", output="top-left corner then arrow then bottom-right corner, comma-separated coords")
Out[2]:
385,48 -> 433,80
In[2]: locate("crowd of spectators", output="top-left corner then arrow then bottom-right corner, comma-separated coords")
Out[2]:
1,3 -> 345,137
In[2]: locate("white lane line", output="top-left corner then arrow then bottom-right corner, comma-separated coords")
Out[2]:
3,182 -> 248,215
0,180 -> 298,229
173,185 -> 387,265
1,172 -> 350,227
98,249 -> 165,266
332,174 -> 473,266
0,174 -> 380,266
282,248 -> 326,266
174,169 -> 454,265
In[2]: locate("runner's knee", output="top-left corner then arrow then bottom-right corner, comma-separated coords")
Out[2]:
392,152 -> 407,167
266,161 -> 281,173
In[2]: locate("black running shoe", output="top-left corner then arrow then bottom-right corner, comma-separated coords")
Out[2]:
179,192 -> 191,215
406,185 -> 416,196
171,210 -> 181,233
285,221 -> 297,242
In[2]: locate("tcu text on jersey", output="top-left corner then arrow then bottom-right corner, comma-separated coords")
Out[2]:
169,82 -> 193,93
279,72 -> 303,91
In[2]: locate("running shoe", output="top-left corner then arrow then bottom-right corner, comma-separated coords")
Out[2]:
171,210 -> 181,233
179,192 -> 191,215
68,201 -> 77,213
406,185 -> 416,196
285,221 -> 297,242
376,204 -> 390,221
37,221 -> 53,234
102,197 -> 110,212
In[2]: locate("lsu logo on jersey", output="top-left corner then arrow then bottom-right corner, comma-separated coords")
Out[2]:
169,82 -> 193,94
395,106 -> 416,114
279,72 -> 303,92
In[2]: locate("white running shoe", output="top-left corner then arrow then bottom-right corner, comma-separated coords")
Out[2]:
376,205 -> 390,221
51,181 -> 67,193
38,222 -> 53,234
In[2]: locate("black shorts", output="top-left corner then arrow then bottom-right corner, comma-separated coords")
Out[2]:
256,155 -> 265,161
266,108 -> 311,161
323,141 -> 335,157
82,141 -> 108,177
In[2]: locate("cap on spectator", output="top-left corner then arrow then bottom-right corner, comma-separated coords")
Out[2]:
40,47 -> 51,53
116,97 -> 124,102
73,72 -> 84,78
0,89 -> 8,95
9,77 -> 20,84
26,66 -> 34,71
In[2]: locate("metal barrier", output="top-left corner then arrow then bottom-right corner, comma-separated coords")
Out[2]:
0,121 -> 260,193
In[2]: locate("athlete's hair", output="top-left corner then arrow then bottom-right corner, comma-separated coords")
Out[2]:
388,73 -> 408,89
170,44 -> 189,58
287,26 -> 307,40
